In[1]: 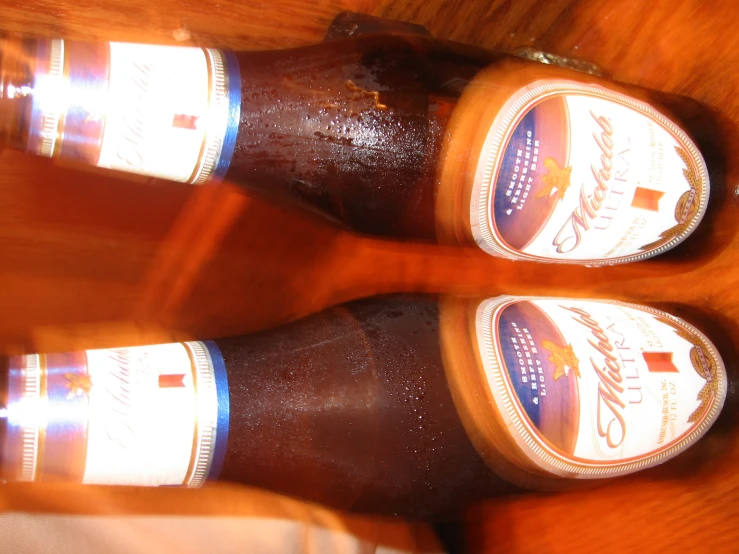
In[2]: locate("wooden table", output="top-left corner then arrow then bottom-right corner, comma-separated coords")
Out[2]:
1,0 -> 738,551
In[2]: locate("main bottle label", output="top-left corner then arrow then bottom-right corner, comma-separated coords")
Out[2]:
475,297 -> 726,477
469,81 -> 709,263
3,341 -> 229,486
29,40 -> 241,183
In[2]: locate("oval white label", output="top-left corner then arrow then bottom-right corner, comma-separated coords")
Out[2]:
470,81 -> 709,263
475,297 -> 726,477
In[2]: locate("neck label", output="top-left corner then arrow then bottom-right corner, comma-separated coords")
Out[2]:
4,341 -> 229,486
30,40 -> 240,184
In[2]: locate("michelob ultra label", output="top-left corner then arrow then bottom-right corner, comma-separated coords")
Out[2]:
27,40 -> 240,183
469,80 -> 708,264
3,341 -> 229,486
475,297 -> 725,477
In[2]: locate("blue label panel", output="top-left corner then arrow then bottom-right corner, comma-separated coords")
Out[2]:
496,300 -> 580,454
492,96 -> 571,251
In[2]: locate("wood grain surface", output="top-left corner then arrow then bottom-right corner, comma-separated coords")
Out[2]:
1,0 -> 738,552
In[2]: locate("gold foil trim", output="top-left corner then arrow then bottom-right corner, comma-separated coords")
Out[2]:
18,354 -> 42,482
36,39 -> 65,158
640,146 -> 704,252
189,48 -> 229,184
183,341 -> 219,487
654,314 -> 721,424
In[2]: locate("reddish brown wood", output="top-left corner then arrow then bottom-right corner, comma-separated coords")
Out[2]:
1,0 -> 738,550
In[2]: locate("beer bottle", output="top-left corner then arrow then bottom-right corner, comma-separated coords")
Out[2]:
0,13 -> 718,264
1,294 -> 728,520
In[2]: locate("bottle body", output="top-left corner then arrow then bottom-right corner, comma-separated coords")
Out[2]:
230,35 -> 713,265
0,16 -> 716,264
217,296 -> 509,518
0,295 -> 727,519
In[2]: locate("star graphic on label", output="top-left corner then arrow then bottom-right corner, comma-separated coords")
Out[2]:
541,340 -> 580,380
64,373 -> 93,399
537,157 -> 572,201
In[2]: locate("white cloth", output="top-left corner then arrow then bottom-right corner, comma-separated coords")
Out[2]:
0,484 -> 446,554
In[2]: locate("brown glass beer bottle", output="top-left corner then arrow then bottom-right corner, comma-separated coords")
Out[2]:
0,14 -> 718,264
1,294 -> 728,519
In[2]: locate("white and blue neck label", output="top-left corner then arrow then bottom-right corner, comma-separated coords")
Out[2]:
28,39 -> 241,184
3,341 -> 229,487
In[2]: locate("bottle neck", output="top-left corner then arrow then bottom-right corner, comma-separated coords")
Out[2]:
0,341 -> 230,486
0,36 -> 111,160
0,36 -> 242,183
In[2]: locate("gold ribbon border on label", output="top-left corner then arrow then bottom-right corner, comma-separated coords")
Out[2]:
182,341 -> 220,487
